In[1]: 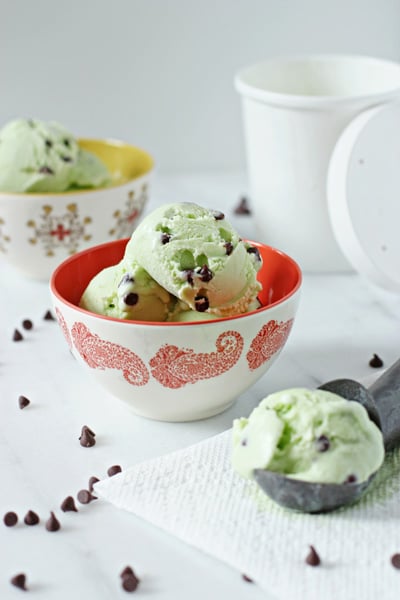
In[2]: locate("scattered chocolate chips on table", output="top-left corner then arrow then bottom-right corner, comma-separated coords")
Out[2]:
45,511 -> 61,532
79,425 -> 96,447
120,566 -> 140,593
88,476 -> 100,492
369,353 -> 384,368
18,395 -> 30,409
234,196 -> 251,215
77,489 -> 96,505
24,510 -> 40,526
120,566 -> 135,579
305,545 -> 321,566
10,573 -> 27,591
13,328 -> 23,342
3,511 -> 18,527
391,553 -> 400,569
241,573 -> 254,583
107,465 -> 122,477
60,496 -> 78,512
43,309 -> 55,321
22,319 -> 33,330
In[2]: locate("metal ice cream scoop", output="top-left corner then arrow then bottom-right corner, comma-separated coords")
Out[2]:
254,359 -> 400,513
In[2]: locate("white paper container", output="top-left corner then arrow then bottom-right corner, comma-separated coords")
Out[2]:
235,54 -> 400,272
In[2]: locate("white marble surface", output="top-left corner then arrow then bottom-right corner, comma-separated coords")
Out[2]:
1,173 -> 399,599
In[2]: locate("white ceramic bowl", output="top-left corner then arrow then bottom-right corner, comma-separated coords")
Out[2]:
50,238 -> 302,422
0,139 -> 153,280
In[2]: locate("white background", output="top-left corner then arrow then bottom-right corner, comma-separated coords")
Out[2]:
1,0 -> 400,172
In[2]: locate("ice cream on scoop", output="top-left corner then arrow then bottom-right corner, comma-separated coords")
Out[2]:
80,202 -> 263,322
232,388 -> 385,484
0,118 -> 110,193
124,202 -> 262,318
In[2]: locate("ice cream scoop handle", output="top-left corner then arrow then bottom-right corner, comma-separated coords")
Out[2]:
369,359 -> 400,451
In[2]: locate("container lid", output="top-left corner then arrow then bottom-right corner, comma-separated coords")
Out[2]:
327,102 -> 400,293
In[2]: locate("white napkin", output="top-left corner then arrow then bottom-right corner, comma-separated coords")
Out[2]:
95,427 -> 400,600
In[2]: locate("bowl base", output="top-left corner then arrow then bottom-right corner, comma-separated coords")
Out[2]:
125,399 -> 236,423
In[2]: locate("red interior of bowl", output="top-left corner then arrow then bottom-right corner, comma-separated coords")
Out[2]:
51,238 -> 301,312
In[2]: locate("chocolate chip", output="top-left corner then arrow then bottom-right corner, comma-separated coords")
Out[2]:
43,310 -> 55,321
234,196 -> 251,215
224,242 -> 233,255
241,439 -> 247,446
79,425 -> 96,447
18,395 -> 30,410
13,329 -> 23,341
315,435 -> 330,452
46,511 -> 61,532
39,166 -> 54,175
45,139 -> 53,148
241,573 -> 254,583
120,566 -> 134,578
161,233 -> 171,244
183,269 -> 194,286
305,545 -> 321,566
77,489 -> 96,504
213,210 -> 225,220
121,570 -> 140,592
10,573 -> 27,591
60,496 -> 78,512
3,511 -> 18,527
118,274 -> 134,287
247,246 -> 261,261
123,293 -> 139,306
61,156 -> 72,162
83,425 -> 96,436
344,474 -> 357,484
24,510 -> 39,526
88,476 -> 100,492
391,553 -> 400,569
369,353 -> 384,368
194,295 -> 209,312
22,319 -> 33,330
107,465 -> 122,477
196,265 -> 213,282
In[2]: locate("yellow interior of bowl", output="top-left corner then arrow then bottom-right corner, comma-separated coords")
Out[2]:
79,138 -> 154,187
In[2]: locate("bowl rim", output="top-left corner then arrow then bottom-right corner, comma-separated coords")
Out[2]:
0,137 -> 154,198
50,238 -> 302,327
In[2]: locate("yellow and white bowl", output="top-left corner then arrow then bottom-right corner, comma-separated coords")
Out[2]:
0,138 -> 153,280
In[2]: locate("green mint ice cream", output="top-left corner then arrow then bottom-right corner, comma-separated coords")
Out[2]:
125,202 -> 262,318
80,260 -> 174,322
0,118 -> 110,193
80,202 -> 263,322
232,388 -> 385,484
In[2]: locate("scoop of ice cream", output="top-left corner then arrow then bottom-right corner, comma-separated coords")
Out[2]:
68,149 -> 111,189
80,260 -> 174,322
0,118 -> 110,193
125,202 -> 262,317
232,388 -> 384,484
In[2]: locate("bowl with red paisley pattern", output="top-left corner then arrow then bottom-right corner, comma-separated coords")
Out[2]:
50,238 -> 302,422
